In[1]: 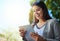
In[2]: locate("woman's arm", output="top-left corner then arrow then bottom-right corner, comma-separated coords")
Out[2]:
19,26 -> 27,41
46,19 -> 60,41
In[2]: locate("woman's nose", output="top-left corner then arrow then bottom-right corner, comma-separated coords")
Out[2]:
34,11 -> 38,14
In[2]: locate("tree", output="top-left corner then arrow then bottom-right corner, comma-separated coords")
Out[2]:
45,0 -> 60,21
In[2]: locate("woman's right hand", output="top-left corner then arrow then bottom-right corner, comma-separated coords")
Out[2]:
19,27 -> 26,37
30,32 -> 46,41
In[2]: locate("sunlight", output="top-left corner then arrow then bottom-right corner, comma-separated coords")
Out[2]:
0,0 -> 31,29
0,0 -> 31,41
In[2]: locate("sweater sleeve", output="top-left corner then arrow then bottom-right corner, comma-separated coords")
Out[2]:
46,19 -> 60,41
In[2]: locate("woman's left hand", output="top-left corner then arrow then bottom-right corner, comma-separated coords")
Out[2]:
30,32 -> 46,41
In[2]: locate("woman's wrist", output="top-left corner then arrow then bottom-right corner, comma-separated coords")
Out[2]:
22,36 -> 27,41
22,31 -> 27,41
36,36 -> 47,41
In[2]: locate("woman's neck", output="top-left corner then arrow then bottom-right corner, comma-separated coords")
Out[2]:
39,19 -> 46,23
37,19 -> 46,28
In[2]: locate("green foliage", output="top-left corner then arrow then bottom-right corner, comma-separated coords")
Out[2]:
29,9 -> 33,24
0,34 -> 5,37
45,0 -> 60,21
29,0 -> 36,6
0,27 -> 22,41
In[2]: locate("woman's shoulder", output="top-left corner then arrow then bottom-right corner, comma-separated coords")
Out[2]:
46,18 -> 60,25
47,18 -> 58,23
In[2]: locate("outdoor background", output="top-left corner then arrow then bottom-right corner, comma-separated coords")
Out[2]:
0,0 -> 60,41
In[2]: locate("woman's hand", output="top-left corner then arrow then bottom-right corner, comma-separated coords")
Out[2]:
30,32 -> 46,41
19,27 -> 26,37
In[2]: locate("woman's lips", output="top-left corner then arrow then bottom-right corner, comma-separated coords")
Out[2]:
36,13 -> 40,17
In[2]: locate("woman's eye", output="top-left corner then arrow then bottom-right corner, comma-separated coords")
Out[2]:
34,10 -> 35,12
33,8 -> 40,12
37,9 -> 40,11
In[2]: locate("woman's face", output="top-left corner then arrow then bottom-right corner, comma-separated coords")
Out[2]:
32,5 -> 43,20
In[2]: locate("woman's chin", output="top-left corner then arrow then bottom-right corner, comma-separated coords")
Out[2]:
36,17 -> 42,20
36,17 -> 40,20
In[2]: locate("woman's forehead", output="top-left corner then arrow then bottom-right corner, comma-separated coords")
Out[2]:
32,5 -> 41,10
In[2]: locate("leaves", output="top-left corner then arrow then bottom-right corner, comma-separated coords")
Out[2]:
29,0 -> 36,6
29,9 -> 33,24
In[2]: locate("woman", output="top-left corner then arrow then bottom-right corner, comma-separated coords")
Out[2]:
19,1 -> 60,41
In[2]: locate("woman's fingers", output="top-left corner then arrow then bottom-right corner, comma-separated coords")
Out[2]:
30,32 -> 38,38
20,32 -> 25,37
19,27 -> 26,37
30,32 -> 39,41
30,32 -> 38,36
19,30 -> 26,37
